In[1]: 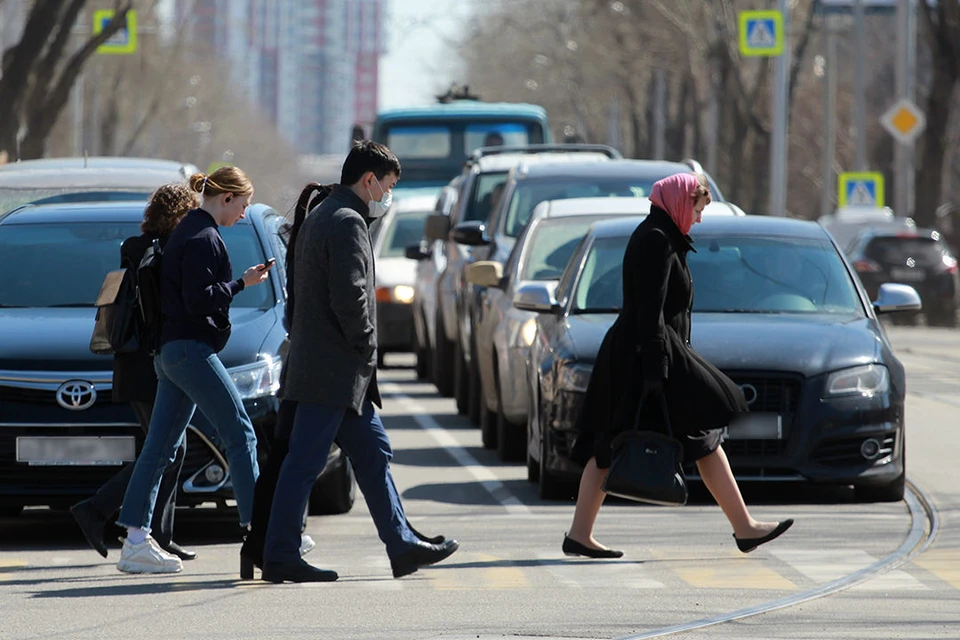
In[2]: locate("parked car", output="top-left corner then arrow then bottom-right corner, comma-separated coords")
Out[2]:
411,145 -> 620,407
450,159 -> 743,427
371,193 -> 438,367
520,215 -> 920,502
0,156 -> 198,214
0,200 -> 354,517
846,227 -> 959,327
467,197 -> 740,460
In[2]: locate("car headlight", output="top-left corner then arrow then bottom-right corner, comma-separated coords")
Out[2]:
376,285 -> 415,304
558,363 -> 593,393
824,364 -> 889,398
230,354 -> 283,400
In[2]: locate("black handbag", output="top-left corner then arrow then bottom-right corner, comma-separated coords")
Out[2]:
602,390 -> 688,506
89,268 -> 141,355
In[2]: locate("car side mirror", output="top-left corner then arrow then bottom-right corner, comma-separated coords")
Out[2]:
466,261 -> 504,288
451,220 -> 490,246
423,214 -> 451,242
872,282 -> 922,315
404,244 -> 430,261
513,280 -> 560,313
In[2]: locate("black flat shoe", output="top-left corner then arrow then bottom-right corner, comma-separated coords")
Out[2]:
159,541 -> 197,561
407,520 -> 445,545
390,539 -> 460,578
261,559 -> 338,583
734,519 -> 794,553
562,535 -> 623,559
69,500 -> 108,559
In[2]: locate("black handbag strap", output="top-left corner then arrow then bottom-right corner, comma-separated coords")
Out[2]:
632,389 -> 675,439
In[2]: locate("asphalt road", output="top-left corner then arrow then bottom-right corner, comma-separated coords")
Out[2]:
0,327 -> 957,640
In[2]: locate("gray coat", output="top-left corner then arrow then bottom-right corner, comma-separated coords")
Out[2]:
281,185 -> 381,413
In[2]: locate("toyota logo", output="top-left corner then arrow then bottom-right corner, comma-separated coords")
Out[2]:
55,380 -> 97,411
739,383 -> 758,406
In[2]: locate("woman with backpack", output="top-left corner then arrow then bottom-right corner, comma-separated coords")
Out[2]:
71,183 -> 198,562
115,166 -> 272,574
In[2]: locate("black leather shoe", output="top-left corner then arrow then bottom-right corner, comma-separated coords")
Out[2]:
407,520 -> 445,545
261,559 -> 338,583
69,500 -> 108,559
734,519 -> 794,553
562,535 -> 623,559
390,539 -> 460,578
159,540 -> 198,561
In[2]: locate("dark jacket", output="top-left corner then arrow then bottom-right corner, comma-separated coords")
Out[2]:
572,206 -> 747,465
159,208 -> 244,352
112,233 -> 164,403
281,185 -> 381,413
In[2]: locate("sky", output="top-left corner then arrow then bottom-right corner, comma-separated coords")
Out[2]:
378,0 -> 472,110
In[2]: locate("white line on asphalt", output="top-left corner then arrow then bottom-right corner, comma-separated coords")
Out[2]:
381,382 -> 532,516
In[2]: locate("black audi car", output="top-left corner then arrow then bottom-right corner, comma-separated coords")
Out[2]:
0,201 -> 354,517
520,215 -> 921,502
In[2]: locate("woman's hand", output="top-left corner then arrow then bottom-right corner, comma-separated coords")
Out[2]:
241,262 -> 272,287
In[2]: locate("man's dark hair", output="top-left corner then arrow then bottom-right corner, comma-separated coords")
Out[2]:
340,140 -> 401,185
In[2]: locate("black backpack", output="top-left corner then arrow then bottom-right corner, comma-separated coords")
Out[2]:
89,239 -> 163,356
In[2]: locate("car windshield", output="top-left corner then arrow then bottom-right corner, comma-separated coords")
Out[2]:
0,221 -> 270,309
572,235 -> 864,315
520,218 -> 597,281
466,172 -> 509,223
504,178 -> 652,238
864,236 -> 945,267
0,187 -> 151,215
380,210 -> 431,258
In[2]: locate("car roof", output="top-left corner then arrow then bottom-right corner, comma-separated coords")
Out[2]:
511,158 -> 696,181
376,101 -> 547,121
538,197 -> 652,218
587,214 -> 830,240
0,156 -> 197,176
0,200 -> 272,225
0,166 -> 191,189
475,151 -> 612,173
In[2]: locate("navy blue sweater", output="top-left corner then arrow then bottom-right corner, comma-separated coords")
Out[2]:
159,208 -> 244,352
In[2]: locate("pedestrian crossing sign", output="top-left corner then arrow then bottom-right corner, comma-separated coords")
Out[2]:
739,10 -> 784,57
93,9 -> 138,55
838,172 -> 885,208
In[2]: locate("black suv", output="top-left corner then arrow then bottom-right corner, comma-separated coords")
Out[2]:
847,227 -> 959,326
0,201 -> 354,517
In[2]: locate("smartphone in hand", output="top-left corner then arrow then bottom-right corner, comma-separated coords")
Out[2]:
261,257 -> 277,271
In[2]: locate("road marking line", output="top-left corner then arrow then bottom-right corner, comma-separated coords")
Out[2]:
913,548 -> 960,589
772,549 -> 927,591
650,550 -> 796,590
537,552 -> 663,589
382,381 -> 531,516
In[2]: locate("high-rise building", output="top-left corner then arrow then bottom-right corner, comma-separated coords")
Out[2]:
178,0 -> 386,155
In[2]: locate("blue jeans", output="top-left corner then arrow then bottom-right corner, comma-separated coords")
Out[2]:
118,339 -> 259,531
263,399 -> 418,565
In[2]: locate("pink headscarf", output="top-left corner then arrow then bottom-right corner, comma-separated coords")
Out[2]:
649,173 -> 700,235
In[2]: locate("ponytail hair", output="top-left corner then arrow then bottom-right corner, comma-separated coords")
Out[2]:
283,182 -> 333,287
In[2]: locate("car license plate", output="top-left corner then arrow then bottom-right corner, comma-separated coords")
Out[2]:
16,436 -> 136,466
890,267 -> 924,282
725,413 -> 783,440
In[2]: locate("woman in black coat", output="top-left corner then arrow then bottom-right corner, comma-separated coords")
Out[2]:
563,173 -> 793,559
71,184 -> 198,561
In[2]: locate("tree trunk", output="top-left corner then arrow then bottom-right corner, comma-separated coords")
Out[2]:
914,64 -> 957,227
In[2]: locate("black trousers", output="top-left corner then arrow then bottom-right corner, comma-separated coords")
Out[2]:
86,400 -> 186,545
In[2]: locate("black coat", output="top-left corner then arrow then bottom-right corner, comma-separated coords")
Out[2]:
112,233 -> 164,403
572,206 -> 747,468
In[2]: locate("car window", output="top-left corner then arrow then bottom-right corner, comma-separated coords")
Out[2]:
0,221 -> 270,309
864,236 -> 944,267
520,218 -> 598,281
573,236 -> 630,312
385,125 -> 452,159
689,237 -> 863,314
380,210 -> 431,258
465,122 -> 534,152
504,178 -> 653,238
464,171 -> 509,223
0,187 -> 151,215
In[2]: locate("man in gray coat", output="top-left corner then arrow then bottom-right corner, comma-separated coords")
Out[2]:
262,141 -> 459,583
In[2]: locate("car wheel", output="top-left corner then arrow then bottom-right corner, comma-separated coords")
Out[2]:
468,340 -> 482,426
539,424 -> 566,500
377,351 -> 385,369
526,396 -> 540,483
414,313 -> 431,380
432,310 -> 455,397
453,340 -> 470,416
308,455 -> 356,515
479,378 -> 498,449
926,309 -> 958,327
494,361 -> 525,462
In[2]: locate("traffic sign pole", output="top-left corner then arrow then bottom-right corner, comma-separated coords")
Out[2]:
854,0 -> 866,171
770,0 -> 789,217
895,0 -> 916,217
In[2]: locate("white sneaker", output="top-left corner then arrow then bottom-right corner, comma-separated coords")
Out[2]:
300,534 -> 316,557
116,536 -> 183,574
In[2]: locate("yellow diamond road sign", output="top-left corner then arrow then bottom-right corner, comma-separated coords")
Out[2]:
880,98 -> 925,145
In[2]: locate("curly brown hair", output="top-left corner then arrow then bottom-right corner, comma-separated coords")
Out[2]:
692,173 -> 712,205
141,183 -> 198,236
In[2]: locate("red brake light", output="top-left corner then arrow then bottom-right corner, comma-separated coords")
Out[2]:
853,259 -> 881,273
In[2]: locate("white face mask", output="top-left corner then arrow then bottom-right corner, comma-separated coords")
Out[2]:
367,177 -> 392,219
